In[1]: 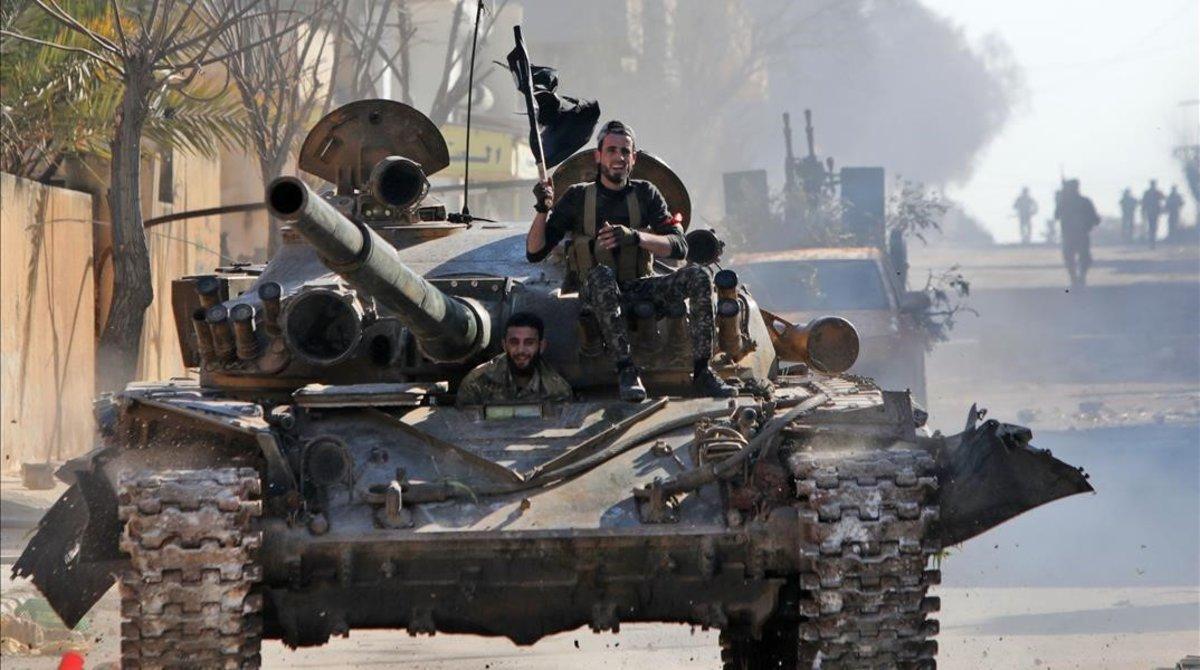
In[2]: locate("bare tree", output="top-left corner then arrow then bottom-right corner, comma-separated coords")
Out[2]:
662,1 -> 859,216
2,0 -> 292,391
426,0 -> 509,126
219,0 -> 336,256
321,0 -> 509,124
323,0 -> 417,108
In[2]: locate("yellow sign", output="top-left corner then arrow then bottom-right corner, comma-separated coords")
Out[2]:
440,124 -> 535,180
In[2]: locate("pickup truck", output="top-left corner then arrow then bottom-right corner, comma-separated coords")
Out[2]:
732,246 -> 929,403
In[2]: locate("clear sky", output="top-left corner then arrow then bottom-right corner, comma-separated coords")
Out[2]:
920,0 -> 1199,242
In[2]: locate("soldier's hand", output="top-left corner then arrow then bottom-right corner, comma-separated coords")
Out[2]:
533,180 -> 553,213
597,222 -> 639,250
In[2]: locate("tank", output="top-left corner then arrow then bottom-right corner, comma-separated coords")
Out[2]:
13,101 -> 1092,669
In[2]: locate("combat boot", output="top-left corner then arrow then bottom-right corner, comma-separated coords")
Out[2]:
693,366 -> 737,398
618,365 -> 647,402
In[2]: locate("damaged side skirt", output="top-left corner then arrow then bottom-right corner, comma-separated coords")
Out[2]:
930,409 -> 1094,547
10,469 -> 125,628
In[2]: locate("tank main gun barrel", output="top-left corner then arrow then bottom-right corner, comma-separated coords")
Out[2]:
266,176 -> 489,363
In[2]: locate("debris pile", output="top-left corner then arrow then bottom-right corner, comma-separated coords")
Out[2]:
0,597 -> 91,657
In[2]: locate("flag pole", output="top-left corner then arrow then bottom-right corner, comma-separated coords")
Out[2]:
460,0 -> 486,220
513,25 -> 548,182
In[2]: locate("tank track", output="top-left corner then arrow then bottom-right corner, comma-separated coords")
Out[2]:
791,448 -> 942,669
118,468 -> 263,669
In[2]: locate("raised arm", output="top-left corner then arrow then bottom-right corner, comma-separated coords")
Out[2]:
527,181 -> 570,263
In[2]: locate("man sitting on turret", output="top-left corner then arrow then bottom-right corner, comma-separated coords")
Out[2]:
457,312 -> 572,407
525,120 -> 736,402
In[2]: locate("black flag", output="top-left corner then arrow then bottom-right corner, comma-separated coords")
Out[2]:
507,33 -> 600,170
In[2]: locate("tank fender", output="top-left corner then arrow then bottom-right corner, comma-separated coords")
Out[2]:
11,449 -> 123,629
12,393 -> 296,629
123,393 -> 296,496
927,405 -> 1093,546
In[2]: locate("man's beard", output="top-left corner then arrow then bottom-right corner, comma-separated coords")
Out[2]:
507,351 -> 541,375
599,164 -> 629,187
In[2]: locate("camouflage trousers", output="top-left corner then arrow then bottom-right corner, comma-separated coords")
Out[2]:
580,264 -> 715,362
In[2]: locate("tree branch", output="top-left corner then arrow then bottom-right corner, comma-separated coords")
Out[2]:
152,0 -> 201,63
106,0 -> 129,53
29,0 -> 121,55
193,19 -> 302,68
0,29 -> 121,73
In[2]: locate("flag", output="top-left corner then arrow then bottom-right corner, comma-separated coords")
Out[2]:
505,52 -> 600,169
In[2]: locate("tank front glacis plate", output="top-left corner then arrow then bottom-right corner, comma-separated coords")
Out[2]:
289,397 -> 744,533
246,378 -> 924,646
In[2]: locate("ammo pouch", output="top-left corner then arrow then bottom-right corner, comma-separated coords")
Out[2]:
568,183 -> 653,286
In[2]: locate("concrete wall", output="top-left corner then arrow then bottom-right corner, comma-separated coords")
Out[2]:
137,152 -> 225,381
1,150 -> 223,472
0,173 -> 97,472
219,146 -> 270,263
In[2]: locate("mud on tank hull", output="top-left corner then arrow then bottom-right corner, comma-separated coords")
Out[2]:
13,375 -> 1091,667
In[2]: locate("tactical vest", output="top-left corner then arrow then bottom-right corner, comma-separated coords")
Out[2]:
569,183 -> 653,284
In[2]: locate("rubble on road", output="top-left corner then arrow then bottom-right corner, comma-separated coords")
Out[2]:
0,598 -> 92,657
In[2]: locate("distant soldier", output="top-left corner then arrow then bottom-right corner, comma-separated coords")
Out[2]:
1141,180 -> 1165,248
1013,187 -> 1038,244
456,312 -> 572,407
1054,179 -> 1100,288
1165,185 -> 1185,240
1119,188 -> 1137,243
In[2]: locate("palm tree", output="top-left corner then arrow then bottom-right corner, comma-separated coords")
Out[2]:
2,0 -> 291,391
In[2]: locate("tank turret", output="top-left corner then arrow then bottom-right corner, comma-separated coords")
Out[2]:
267,173 -> 489,363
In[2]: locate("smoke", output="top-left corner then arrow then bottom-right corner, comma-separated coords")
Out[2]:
760,0 -> 1025,184
521,0 -> 1024,220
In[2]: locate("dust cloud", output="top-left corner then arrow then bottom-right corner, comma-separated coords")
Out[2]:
522,0 -> 1023,218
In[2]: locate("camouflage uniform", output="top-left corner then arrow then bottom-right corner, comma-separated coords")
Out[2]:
527,178 -> 708,364
456,353 -> 572,407
580,264 -> 715,362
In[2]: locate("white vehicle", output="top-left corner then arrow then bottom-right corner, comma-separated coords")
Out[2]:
733,246 -> 929,404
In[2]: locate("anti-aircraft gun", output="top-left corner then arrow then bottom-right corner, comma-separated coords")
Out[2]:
783,109 -> 838,215
14,100 -> 1092,669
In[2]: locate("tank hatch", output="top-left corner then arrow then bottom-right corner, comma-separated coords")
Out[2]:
299,99 -> 451,195
551,149 -> 693,230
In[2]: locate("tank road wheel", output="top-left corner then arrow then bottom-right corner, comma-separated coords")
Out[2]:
790,449 -> 942,669
118,468 -> 264,669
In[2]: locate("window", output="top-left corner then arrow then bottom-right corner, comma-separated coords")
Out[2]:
738,259 -> 891,311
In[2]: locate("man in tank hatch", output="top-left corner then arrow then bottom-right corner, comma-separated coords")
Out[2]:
524,120 -> 737,402
456,312 -> 572,407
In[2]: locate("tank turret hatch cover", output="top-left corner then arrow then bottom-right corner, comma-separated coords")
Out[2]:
550,149 -> 692,230
298,100 -> 451,194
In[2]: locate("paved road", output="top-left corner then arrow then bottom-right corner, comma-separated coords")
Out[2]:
3,242 -> 1197,669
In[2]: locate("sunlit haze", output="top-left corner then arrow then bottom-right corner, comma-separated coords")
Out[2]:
921,0 -> 1200,242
